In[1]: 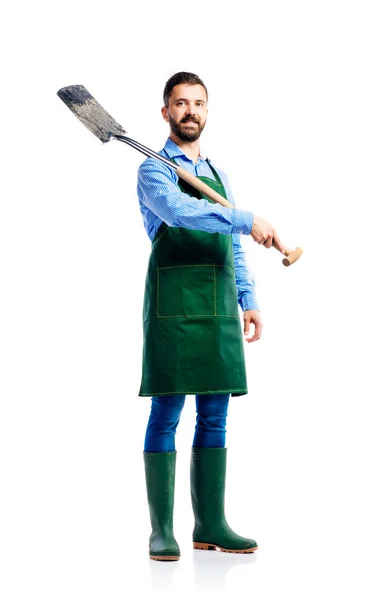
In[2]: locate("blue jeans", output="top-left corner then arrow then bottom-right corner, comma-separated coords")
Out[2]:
144,394 -> 230,452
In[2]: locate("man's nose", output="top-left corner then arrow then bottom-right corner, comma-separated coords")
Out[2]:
185,103 -> 196,115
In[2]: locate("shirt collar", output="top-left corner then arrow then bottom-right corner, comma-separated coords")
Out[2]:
163,137 -> 206,165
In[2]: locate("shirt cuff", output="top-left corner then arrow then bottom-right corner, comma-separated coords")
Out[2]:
232,209 -> 254,236
239,293 -> 260,312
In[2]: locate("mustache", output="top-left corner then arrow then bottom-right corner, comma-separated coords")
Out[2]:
180,115 -> 200,124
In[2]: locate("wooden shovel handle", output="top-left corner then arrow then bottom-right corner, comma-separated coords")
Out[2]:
176,166 -> 234,208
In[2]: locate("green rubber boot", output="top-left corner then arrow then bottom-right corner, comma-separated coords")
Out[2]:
144,451 -> 180,561
190,447 -> 258,553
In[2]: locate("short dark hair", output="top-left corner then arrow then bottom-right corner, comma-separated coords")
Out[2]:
163,72 -> 208,107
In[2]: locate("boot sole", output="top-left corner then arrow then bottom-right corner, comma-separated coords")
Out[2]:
193,541 -> 258,553
150,554 -> 180,561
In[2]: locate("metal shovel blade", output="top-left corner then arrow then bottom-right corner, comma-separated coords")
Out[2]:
57,85 -> 127,143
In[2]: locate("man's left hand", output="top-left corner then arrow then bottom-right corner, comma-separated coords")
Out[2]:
243,310 -> 263,343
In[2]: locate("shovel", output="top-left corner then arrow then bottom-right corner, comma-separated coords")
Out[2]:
57,85 -> 303,266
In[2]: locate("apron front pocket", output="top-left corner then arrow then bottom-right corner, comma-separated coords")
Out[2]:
157,265 -> 215,317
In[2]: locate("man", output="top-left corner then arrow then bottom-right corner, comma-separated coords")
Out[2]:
137,72 -> 285,561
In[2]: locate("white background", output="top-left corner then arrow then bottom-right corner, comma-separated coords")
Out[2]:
1,1 -> 374,598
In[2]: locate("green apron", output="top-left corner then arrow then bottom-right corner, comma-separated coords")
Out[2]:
139,159 -> 247,397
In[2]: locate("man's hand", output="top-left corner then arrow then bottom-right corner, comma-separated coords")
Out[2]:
251,215 -> 286,253
243,310 -> 263,343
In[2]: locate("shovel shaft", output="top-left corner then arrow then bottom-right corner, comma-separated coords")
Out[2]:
175,166 -> 234,208
113,134 -> 177,169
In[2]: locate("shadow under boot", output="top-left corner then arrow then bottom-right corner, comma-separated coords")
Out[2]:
190,447 -> 258,553
144,450 -> 180,561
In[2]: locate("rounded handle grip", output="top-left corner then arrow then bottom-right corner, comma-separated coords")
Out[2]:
278,245 -> 304,266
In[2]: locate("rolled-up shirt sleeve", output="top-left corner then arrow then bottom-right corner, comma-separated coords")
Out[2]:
232,233 -> 260,311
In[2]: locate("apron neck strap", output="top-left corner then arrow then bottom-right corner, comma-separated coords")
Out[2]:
205,158 -> 221,184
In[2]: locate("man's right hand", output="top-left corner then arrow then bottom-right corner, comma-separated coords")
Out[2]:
251,215 -> 286,253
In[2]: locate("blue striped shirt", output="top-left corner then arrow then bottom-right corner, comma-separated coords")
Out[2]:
137,137 -> 259,311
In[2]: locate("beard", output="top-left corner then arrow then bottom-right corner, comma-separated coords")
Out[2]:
168,113 -> 206,142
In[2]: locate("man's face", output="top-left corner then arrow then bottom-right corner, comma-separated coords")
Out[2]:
162,84 -> 208,142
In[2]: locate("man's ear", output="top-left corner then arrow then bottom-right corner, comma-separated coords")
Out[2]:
161,106 -> 169,122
